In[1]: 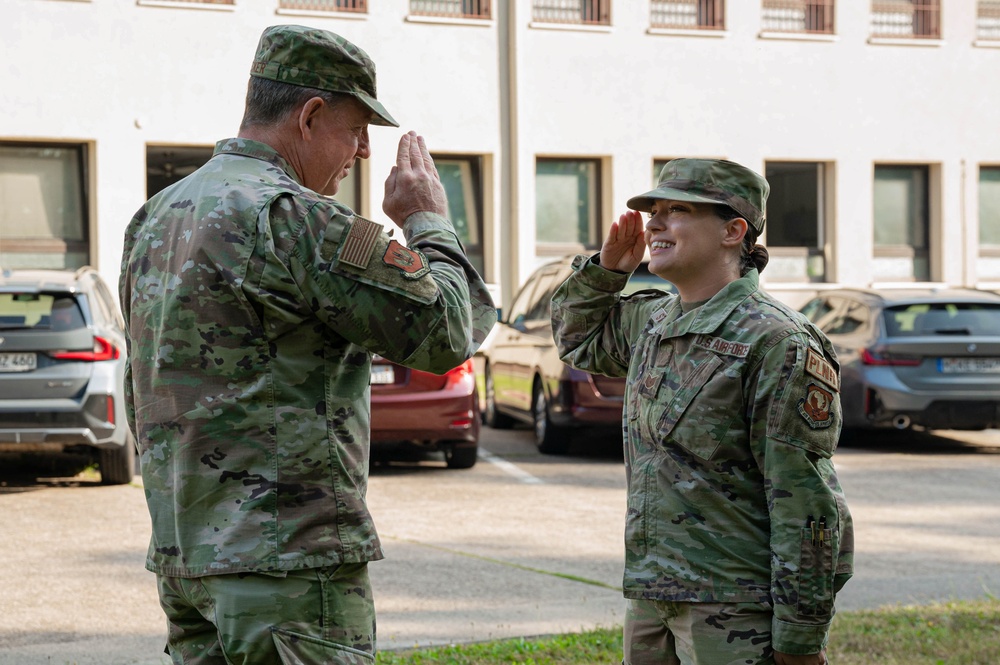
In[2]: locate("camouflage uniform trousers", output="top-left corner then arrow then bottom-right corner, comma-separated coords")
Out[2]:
624,598 -> 775,665
156,562 -> 375,664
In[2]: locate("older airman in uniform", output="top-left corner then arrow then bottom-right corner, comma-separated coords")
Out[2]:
119,25 -> 495,665
551,159 -> 853,665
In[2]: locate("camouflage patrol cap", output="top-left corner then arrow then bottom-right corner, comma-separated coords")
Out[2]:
250,24 -> 398,127
627,158 -> 769,232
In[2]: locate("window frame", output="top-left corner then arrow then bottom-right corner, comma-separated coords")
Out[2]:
534,156 -> 603,255
870,0 -> 941,40
763,160 -> 831,283
410,0 -> 490,19
532,0 -> 611,26
650,0 -> 726,30
872,163 -> 932,282
979,1 -> 1000,41
278,0 -> 367,12
761,0 -> 835,34
430,153 -> 486,277
0,141 -> 91,270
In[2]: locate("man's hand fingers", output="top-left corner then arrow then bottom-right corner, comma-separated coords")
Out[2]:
407,131 -> 424,174
395,132 -> 413,170
417,136 -> 437,175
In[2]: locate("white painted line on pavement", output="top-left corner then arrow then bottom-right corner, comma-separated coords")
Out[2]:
478,448 -> 543,484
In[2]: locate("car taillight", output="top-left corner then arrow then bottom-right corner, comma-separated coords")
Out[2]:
106,395 -> 115,425
443,359 -> 475,388
861,347 -> 921,366
50,336 -> 121,362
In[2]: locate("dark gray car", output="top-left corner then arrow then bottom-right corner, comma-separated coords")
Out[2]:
0,268 -> 133,484
799,287 -> 1000,431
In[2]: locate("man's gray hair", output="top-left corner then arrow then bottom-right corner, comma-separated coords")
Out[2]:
240,76 -> 351,130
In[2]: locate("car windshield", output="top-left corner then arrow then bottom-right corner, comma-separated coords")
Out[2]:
883,303 -> 1000,337
622,263 -> 674,296
0,293 -> 85,331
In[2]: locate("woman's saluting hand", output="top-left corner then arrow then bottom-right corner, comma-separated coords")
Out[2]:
600,210 -> 647,274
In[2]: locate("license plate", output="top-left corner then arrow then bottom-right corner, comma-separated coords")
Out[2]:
939,357 -> 1000,373
0,352 -> 37,372
371,365 -> 395,384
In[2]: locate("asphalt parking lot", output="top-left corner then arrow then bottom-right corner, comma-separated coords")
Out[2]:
1,425 -> 999,664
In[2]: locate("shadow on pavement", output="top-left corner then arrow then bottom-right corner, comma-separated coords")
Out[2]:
0,452 -> 99,492
838,428 -> 1000,455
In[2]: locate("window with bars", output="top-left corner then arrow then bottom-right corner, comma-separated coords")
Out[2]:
532,0 -> 610,26
411,0 -> 490,19
279,0 -> 367,11
871,1 -> 940,39
0,143 -> 90,270
979,0 -> 1000,40
650,0 -> 725,30
761,0 -> 834,34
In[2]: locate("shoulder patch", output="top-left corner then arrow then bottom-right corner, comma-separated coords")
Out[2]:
337,215 -> 382,269
694,335 -> 750,358
382,240 -> 430,280
805,347 -> 840,391
798,382 -> 835,429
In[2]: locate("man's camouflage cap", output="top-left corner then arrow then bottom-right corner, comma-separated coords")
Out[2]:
250,24 -> 398,127
627,158 -> 769,232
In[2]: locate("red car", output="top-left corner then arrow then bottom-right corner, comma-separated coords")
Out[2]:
369,356 -> 480,468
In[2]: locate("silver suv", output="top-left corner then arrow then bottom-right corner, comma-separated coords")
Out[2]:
0,268 -> 134,484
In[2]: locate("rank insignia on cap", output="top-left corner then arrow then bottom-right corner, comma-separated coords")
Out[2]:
383,240 -> 430,279
798,382 -> 834,429
338,215 -> 382,270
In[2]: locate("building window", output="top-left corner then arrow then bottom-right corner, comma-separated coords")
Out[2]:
532,0 -> 610,26
279,0 -> 367,11
871,1 -> 940,39
146,146 -> 214,198
979,1 -> 1000,40
873,164 -> 930,281
536,158 -> 601,251
650,0 -> 725,30
0,143 -> 90,270
761,0 -> 834,33
433,155 -> 486,275
977,166 -> 1000,279
411,0 -> 489,19
764,162 -> 828,282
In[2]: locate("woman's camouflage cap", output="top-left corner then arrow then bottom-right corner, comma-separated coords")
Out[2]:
250,24 -> 398,127
626,158 -> 769,232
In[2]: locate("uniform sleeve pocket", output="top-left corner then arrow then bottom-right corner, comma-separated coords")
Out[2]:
796,526 -> 835,617
655,354 -> 741,460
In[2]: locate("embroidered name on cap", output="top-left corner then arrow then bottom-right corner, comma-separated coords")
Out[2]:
805,348 -> 839,391
338,215 -> 382,270
695,335 -> 750,358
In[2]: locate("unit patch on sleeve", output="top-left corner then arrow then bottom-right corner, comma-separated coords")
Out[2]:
337,215 -> 382,269
805,347 -> 840,391
798,382 -> 834,429
383,240 -> 430,280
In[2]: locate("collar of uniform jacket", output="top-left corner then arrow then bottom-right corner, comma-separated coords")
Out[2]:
213,137 -> 303,185
652,269 -> 759,338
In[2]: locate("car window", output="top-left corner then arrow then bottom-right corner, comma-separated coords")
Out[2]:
800,298 -> 832,324
506,274 -> 541,326
0,293 -> 85,331
884,303 -> 1000,336
809,296 -> 869,336
526,270 -> 563,322
622,263 -> 674,296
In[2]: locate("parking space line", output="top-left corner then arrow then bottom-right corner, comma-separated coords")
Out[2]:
478,448 -> 543,484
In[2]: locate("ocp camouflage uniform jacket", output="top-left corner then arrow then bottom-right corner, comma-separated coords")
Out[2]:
551,255 -> 853,655
119,138 -> 496,579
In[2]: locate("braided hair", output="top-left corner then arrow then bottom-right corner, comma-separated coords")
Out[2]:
715,205 -> 768,276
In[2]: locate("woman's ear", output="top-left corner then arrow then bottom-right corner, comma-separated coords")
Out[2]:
722,217 -> 749,248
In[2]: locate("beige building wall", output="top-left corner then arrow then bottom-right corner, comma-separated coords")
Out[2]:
2,0 -> 999,310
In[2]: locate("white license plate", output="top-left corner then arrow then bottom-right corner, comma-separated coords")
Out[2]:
371,365 -> 395,384
0,352 -> 37,372
939,357 -> 1000,373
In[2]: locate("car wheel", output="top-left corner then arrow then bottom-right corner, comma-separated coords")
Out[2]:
444,443 -> 478,469
483,364 -> 515,429
533,380 -> 569,455
99,434 -> 136,486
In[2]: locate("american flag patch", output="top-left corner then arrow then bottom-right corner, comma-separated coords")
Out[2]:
338,215 -> 382,269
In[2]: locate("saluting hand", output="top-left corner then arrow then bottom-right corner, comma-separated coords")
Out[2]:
382,131 -> 449,227
600,210 -> 646,274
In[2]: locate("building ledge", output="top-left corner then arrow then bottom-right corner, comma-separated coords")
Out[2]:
758,31 -> 838,43
405,14 -> 492,27
867,36 -> 944,47
137,0 -> 235,10
974,39 -> 1000,49
275,8 -> 368,20
646,27 -> 728,38
529,21 -> 612,34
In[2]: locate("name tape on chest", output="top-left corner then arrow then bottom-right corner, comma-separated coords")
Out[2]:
338,215 -> 382,270
694,335 -> 750,358
805,347 -> 839,391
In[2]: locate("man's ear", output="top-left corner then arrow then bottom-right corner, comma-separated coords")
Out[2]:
722,217 -> 749,248
297,96 -> 325,140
